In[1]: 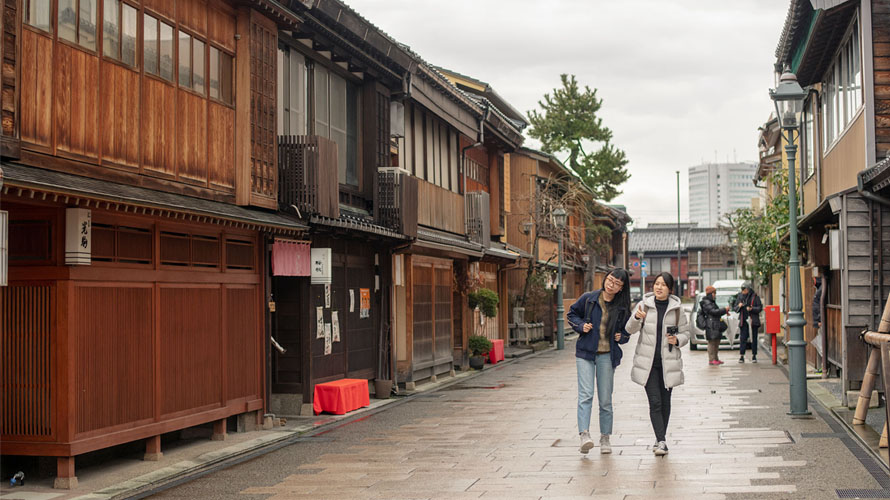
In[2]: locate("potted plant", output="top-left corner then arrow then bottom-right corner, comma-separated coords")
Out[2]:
468,335 -> 493,370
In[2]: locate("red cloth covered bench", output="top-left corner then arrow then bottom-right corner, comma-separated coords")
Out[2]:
313,379 -> 370,415
488,339 -> 505,364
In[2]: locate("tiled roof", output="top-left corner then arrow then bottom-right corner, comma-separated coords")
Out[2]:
628,227 -> 729,253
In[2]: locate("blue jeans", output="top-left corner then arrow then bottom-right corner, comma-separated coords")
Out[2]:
576,353 -> 614,435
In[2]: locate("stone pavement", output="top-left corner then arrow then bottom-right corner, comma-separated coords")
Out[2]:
2,338 -> 888,500
228,338 -> 885,499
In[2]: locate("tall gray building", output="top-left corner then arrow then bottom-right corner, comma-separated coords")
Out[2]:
688,162 -> 760,228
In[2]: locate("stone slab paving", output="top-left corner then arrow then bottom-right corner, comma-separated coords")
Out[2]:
223,338 -> 885,500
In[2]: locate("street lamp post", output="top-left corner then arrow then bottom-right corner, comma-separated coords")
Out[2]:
554,207 -> 567,350
770,69 -> 810,416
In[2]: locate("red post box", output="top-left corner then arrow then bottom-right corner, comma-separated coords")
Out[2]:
764,305 -> 780,364
764,306 -> 780,334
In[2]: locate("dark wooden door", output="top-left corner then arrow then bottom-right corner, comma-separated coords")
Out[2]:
272,277 -> 303,393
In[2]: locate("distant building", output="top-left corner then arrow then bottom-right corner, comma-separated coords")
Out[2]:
688,162 -> 760,227
628,223 -> 736,298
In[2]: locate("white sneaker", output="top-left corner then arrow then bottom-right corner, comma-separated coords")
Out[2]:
654,441 -> 669,456
579,431 -> 594,454
599,435 -> 612,454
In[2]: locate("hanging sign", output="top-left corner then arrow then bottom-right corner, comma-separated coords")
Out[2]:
65,208 -> 91,265
332,311 -> 340,342
316,307 -> 325,339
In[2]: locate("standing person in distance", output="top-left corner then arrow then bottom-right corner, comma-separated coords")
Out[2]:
625,272 -> 689,456
700,285 -> 726,366
729,282 -> 763,363
566,269 -> 632,455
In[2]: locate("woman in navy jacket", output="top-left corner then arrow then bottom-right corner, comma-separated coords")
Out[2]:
566,268 -> 631,455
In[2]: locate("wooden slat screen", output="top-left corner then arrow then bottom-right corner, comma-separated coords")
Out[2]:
1,0 -> 18,142
826,305 -> 842,367
434,266 -> 453,360
226,287 -> 258,400
249,17 -> 277,200
412,264 -> 433,365
74,286 -> 153,434
417,180 -> 464,234
1,284 -> 53,437
278,135 -> 339,219
160,287 -> 222,415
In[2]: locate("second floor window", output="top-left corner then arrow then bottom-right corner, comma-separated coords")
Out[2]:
803,101 -> 815,179
178,32 -> 205,94
314,66 -> 358,187
102,0 -> 137,67
822,14 -> 862,149
144,14 -> 174,82
277,47 -> 307,135
25,0 -> 52,32
59,0 -> 97,50
209,47 -> 234,105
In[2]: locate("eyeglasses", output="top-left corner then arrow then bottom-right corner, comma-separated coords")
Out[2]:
604,277 -> 624,289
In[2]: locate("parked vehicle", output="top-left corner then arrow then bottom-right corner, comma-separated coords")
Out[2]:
630,286 -> 642,303
688,279 -> 745,350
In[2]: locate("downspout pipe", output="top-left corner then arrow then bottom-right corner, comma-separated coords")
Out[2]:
857,172 -> 890,207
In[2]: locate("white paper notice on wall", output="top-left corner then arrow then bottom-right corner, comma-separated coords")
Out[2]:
349,289 -> 355,312
324,284 -> 331,308
316,307 -> 325,339
324,323 -> 332,355
332,311 -> 340,342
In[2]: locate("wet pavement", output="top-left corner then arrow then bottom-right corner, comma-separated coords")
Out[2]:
143,337 -> 888,500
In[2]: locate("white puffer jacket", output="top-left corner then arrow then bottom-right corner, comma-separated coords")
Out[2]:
625,293 -> 690,389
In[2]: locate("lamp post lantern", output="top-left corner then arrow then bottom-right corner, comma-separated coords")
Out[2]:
770,69 -> 810,416
553,206 -> 568,350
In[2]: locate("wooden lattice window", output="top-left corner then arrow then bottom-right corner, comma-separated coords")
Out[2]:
160,230 -> 221,268
9,220 -> 53,265
92,223 -> 153,265
250,17 -> 277,199
225,237 -> 255,270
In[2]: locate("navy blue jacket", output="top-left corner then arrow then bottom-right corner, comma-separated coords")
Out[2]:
566,290 -> 631,367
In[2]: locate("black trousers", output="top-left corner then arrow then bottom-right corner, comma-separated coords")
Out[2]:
739,322 -> 759,357
644,364 -> 672,442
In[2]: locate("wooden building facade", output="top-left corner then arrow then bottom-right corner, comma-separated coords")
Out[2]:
0,0 -> 307,486
773,0 -> 890,402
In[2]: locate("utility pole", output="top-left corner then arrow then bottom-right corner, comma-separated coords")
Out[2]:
676,171 -> 682,296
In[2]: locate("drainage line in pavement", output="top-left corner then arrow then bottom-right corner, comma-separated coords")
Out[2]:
123,346 -> 556,499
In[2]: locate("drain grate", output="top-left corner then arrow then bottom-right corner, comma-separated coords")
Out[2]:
440,383 -> 506,391
836,489 -> 890,498
800,432 -> 847,438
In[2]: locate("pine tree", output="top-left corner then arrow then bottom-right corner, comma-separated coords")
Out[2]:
527,74 -> 629,201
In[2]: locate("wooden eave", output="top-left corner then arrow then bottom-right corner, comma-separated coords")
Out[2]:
410,74 -> 482,139
786,2 -> 858,86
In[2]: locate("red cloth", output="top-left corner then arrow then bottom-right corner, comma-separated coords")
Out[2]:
313,379 -> 370,415
272,240 -> 311,276
488,339 -> 505,364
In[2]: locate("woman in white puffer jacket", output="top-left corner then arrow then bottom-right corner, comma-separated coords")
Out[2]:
625,272 -> 689,456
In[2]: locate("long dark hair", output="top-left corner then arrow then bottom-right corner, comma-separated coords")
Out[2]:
653,272 -> 675,295
605,268 -> 631,311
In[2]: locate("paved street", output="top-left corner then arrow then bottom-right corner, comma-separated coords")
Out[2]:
149,339 -> 887,499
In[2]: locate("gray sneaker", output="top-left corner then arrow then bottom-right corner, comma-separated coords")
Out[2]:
579,431 -> 594,454
652,441 -> 659,451
654,441 -> 669,456
599,435 -> 612,454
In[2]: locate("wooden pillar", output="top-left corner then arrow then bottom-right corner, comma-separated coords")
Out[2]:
144,435 -> 163,461
212,418 -> 228,441
54,457 -> 77,489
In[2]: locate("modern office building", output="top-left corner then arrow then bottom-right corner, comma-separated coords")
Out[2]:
688,162 -> 760,227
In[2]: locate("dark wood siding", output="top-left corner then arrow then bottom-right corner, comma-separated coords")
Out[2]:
874,0 -> 890,158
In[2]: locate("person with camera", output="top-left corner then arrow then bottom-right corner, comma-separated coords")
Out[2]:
625,272 -> 689,456
566,268 -> 632,455
700,285 -> 728,366
728,282 -> 762,363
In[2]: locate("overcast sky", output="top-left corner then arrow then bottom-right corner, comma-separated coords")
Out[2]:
345,0 -> 790,227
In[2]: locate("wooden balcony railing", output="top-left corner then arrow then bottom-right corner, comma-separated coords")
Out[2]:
417,180 -> 465,235
377,170 -> 418,238
278,135 -> 339,219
